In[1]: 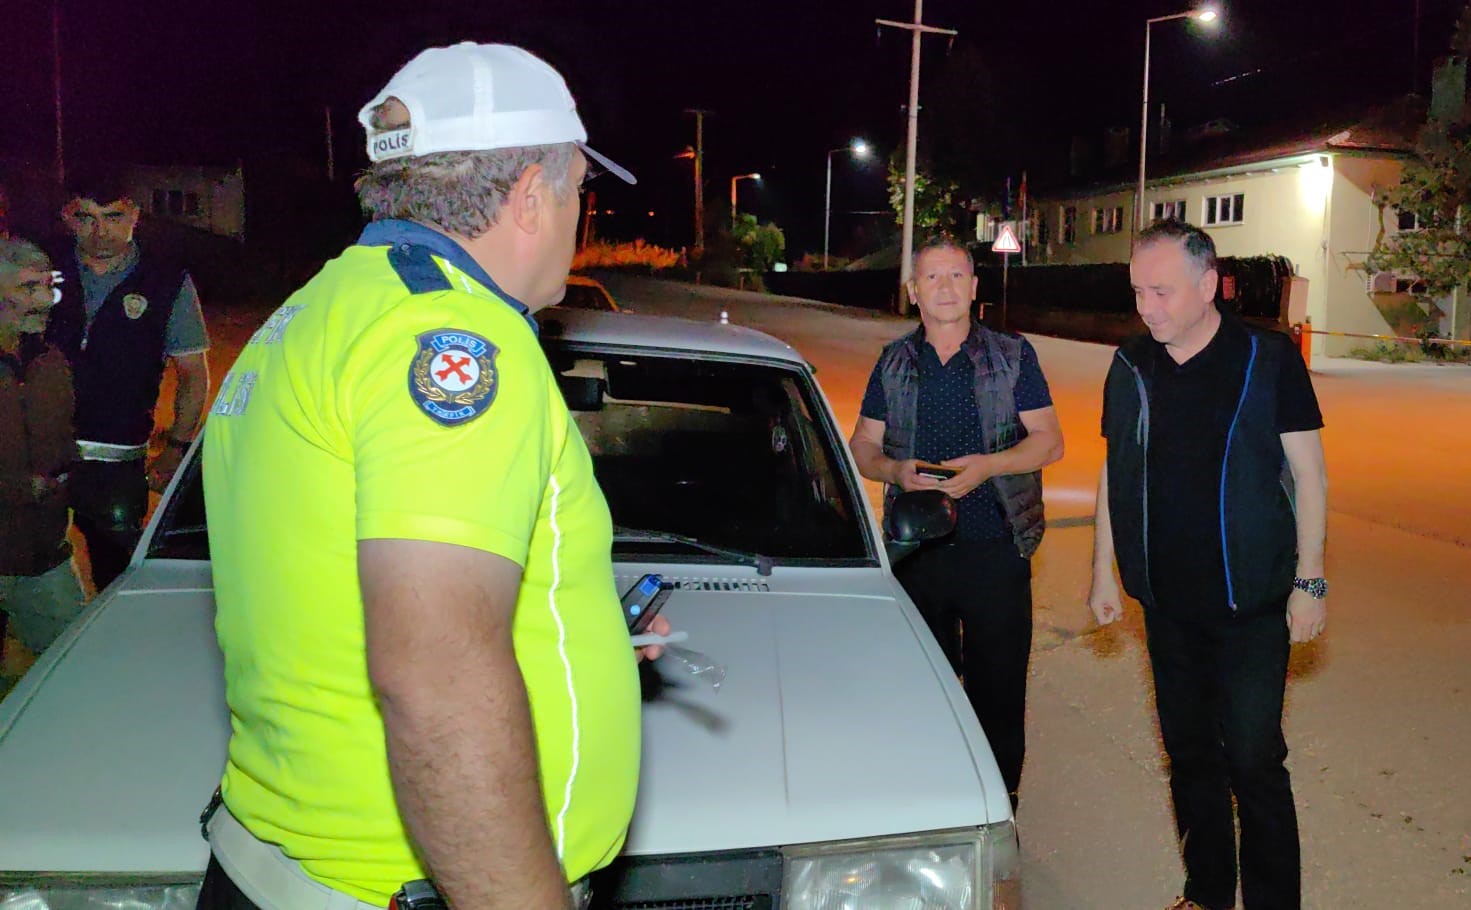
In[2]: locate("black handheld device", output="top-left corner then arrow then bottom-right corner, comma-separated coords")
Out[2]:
621,573 -> 673,634
915,461 -> 959,480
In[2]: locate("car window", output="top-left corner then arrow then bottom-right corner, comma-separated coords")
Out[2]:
560,283 -> 616,311
149,345 -> 871,566
547,342 -> 871,564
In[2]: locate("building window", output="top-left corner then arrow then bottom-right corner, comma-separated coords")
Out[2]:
184,192 -> 201,216
1060,206 -> 1077,243
1091,206 -> 1125,235
151,189 -> 167,214
1035,213 -> 1050,247
1203,193 -> 1245,226
1151,199 -> 1186,222
166,189 -> 185,216
1396,210 -> 1420,231
1394,277 -> 1429,295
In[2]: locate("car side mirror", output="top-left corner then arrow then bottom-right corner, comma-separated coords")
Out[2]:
884,490 -> 956,565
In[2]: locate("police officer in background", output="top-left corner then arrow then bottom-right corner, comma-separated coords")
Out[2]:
45,168 -> 210,591
199,43 -> 658,910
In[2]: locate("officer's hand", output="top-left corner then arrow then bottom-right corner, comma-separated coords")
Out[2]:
1287,589 -> 1326,643
894,459 -> 941,493
1087,571 -> 1124,626
935,454 -> 993,500
636,613 -> 674,662
147,448 -> 184,493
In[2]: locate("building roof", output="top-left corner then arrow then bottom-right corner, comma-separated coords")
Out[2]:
1037,94 -> 1426,199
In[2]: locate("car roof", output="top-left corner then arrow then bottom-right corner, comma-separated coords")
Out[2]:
565,274 -> 605,288
539,308 -> 808,366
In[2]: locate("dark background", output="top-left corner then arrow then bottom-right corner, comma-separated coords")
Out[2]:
1,0 -> 1460,260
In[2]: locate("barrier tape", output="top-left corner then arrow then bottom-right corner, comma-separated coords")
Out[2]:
1293,326 -> 1471,348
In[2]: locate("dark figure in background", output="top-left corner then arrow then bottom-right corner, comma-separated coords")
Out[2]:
45,169 -> 210,591
849,237 -> 1065,812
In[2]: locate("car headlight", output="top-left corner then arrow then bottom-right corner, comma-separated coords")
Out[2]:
0,874 -> 201,910
782,823 -> 1020,910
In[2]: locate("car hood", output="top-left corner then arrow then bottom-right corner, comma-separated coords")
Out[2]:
0,565 -> 1008,872
0,561 -> 226,873
624,572 -> 1009,855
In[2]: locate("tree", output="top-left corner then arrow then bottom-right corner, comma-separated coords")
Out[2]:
1368,7 -> 1471,309
732,213 -> 786,272
886,152 -> 962,235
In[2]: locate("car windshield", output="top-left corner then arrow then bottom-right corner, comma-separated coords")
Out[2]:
149,341 -> 872,566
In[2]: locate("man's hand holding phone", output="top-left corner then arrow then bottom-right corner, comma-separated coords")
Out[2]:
621,574 -> 675,661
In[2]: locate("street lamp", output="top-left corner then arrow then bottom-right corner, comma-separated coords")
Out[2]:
731,172 -> 760,229
1138,6 -> 1220,231
824,139 -> 871,270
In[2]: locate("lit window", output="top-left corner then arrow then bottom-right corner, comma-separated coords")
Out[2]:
1060,206 -> 1077,243
1203,193 -> 1245,226
1151,199 -> 1186,222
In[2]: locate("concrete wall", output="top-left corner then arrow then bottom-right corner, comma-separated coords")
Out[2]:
1324,156 -> 1422,356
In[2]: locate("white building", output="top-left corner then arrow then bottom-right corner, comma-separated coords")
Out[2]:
1027,97 -> 1461,357
124,164 -> 245,241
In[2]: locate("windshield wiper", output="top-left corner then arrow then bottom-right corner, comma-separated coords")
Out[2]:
613,525 -> 774,576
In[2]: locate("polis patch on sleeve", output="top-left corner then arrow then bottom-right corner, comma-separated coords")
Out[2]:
409,329 -> 500,426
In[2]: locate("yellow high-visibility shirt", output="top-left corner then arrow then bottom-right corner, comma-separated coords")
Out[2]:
203,222 -> 639,903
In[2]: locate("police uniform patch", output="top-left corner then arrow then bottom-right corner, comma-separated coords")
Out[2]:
409,329 -> 499,426
122,293 -> 148,320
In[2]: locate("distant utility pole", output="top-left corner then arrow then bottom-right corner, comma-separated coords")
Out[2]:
685,109 -> 711,259
877,1 -> 956,313
324,105 -> 335,182
52,0 -> 65,189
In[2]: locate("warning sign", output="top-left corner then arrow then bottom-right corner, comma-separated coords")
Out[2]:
993,222 -> 1021,254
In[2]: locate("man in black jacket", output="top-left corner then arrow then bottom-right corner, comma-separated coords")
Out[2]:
1088,219 -> 1327,910
46,169 -> 210,590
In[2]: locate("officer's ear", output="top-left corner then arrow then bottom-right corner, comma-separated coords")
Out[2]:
506,164 -> 549,237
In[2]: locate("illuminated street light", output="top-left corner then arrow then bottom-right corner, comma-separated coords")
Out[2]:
731,172 -> 761,228
825,139 -> 872,271
1138,7 -> 1222,231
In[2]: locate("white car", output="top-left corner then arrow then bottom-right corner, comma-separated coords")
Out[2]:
0,309 -> 1020,909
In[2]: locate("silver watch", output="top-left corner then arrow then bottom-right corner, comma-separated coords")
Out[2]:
1292,576 -> 1328,599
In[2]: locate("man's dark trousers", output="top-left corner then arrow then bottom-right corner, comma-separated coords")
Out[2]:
895,537 -> 1032,808
70,458 -> 148,591
1145,604 -> 1299,910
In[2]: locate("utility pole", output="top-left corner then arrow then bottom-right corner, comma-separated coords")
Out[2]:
878,1 -> 956,314
52,0 -> 65,189
324,105 -> 335,182
685,109 -> 711,259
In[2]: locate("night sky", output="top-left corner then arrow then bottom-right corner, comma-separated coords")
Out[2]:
1,0 -> 1460,256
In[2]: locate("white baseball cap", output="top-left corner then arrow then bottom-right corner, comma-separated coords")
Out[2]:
358,42 -> 635,184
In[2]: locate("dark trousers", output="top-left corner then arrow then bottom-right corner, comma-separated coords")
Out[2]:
1145,606 -> 1299,910
70,458 -> 148,592
197,855 -> 261,910
896,537 -> 1032,807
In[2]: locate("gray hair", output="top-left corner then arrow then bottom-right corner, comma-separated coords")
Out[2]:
912,235 -> 975,273
355,142 -> 578,238
0,236 -> 52,278
1135,217 -> 1217,276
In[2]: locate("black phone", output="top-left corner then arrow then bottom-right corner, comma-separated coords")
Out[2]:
915,461 -> 959,480
621,573 -> 673,634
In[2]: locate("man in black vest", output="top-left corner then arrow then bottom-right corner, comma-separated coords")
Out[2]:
46,169 -> 211,591
1089,219 -> 1327,910
849,236 -> 1065,812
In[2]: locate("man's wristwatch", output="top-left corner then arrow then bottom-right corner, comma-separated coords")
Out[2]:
1292,576 -> 1328,599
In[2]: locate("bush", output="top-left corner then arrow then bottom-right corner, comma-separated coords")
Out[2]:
572,239 -> 683,273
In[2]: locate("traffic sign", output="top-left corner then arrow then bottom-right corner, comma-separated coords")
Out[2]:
993,222 -> 1021,255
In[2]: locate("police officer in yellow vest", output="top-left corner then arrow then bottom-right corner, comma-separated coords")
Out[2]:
199,43 -> 660,910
